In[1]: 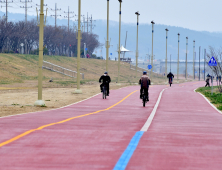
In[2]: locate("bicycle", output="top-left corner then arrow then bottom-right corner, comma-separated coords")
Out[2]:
169,78 -> 172,87
102,85 -> 107,99
141,90 -> 148,107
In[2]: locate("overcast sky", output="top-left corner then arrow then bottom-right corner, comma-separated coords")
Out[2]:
2,0 -> 222,32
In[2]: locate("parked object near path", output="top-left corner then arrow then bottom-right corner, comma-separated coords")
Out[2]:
49,78 -> 53,82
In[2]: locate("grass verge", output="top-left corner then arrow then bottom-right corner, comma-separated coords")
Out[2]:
196,86 -> 222,110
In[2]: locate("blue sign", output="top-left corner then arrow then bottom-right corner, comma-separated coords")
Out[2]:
195,71 -> 197,73
202,70 -> 205,73
208,56 -> 217,66
148,65 -> 152,70
110,53 -> 112,55
85,48 -> 88,51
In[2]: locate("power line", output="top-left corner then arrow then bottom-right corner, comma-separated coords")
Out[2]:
0,0 -> 14,23
89,14 -> 96,34
64,6 -> 74,32
50,3 -> 61,28
20,0 -> 32,23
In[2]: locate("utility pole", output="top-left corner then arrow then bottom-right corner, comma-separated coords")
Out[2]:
177,33 -> 180,82
135,11 -> 140,79
170,54 -> 171,72
106,0 -> 110,72
193,40 -> 195,80
64,6 -> 74,32
199,46 -> 201,81
74,0 -> 82,94
117,0 -> 122,84
186,37 -> 188,80
34,0 -> 46,106
165,28 -> 169,82
204,49 -> 206,80
51,3 -> 61,27
0,0 -> 13,23
90,14 -> 96,34
20,0 -> 32,23
151,21 -> 155,81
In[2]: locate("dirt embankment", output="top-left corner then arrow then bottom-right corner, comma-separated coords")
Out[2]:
0,82 -> 132,117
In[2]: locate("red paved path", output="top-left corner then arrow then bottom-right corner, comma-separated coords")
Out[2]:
0,82 -> 221,169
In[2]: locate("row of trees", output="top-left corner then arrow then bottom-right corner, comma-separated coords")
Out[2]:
0,19 -> 100,57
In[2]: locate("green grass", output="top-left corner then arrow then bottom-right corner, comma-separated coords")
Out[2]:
55,80 -> 77,85
196,86 -> 222,110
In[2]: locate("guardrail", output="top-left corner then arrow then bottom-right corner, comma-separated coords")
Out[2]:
43,60 -> 84,79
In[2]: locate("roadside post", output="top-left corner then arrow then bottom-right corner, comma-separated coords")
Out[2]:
148,65 -> 152,77
208,56 -> 217,95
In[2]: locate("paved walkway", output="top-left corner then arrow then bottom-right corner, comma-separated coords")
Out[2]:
0,82 -> 221,169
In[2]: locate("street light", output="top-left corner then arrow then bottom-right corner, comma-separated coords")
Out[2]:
106,0 -> 110,72
177,33 -> 180,82
74,0 -> 82,94
34,0 -> 45,106
193,40 -> 195,80
117,0 -> 122,83
135,11 -> 140,79
151,20 -> 155,81
186,37 -> 188,80
165,28 -> 169,83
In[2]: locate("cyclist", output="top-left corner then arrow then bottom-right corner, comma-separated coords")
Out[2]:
99,71 -> 111,96
167,72 -> 174,86
139,71 -> 151,101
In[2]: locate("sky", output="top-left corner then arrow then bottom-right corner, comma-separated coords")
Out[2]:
1,0 -> 222,32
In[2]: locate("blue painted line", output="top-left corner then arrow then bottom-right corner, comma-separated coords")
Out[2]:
113,131 -> 144,170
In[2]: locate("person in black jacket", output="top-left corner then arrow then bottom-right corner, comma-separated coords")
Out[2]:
167,72 -> 174,86
99,72 -> 111,96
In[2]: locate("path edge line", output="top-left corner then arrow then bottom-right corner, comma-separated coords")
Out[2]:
140,88 -> 166,131
0,85 -> 135,119
194,89 -> 222,114
0,90 -> 138,148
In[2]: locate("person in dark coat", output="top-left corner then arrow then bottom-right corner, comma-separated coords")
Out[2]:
167,72 -> 174,84
139,71 -> 151,101
99,71 -> 111,96
205,74 -> 211,87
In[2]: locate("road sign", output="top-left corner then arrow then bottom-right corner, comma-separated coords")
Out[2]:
208,56 -> 217,66
148,65 -> 152,70
110,53 -> 112,55
195,71 -> 197,73
85,48 -> 88,51
202,70 -> 205,73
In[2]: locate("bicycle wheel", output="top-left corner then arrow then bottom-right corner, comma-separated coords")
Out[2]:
102,87 -> 105,99
143,96 -> 146,107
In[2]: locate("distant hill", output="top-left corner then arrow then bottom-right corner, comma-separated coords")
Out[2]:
2,11 -> 222,61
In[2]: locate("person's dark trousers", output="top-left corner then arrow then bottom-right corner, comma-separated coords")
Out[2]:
100,83 -> 110,95
140,87 -> 149,100
205,82 -> 210,87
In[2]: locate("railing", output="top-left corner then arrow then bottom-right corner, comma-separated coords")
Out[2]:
42,60 -> 84,79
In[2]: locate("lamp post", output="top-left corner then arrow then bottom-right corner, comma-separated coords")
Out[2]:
106,0 -> 110,72
177,33 -> 180,82
74,0 -> 82,93
135,11 -> 140,79
193,40 -> 195,80
165,28 -> 169,82
34,0 -> 45,106
151,21 -> 155,81
117,0 -> 122,83
186,37 -> 188,80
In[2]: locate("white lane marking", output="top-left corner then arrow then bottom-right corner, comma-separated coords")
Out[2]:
140,88 -> 166,132
194,89 -> 222,115
0,93 -> 100,119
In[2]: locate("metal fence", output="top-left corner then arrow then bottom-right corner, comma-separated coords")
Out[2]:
43,60 -> 84,79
